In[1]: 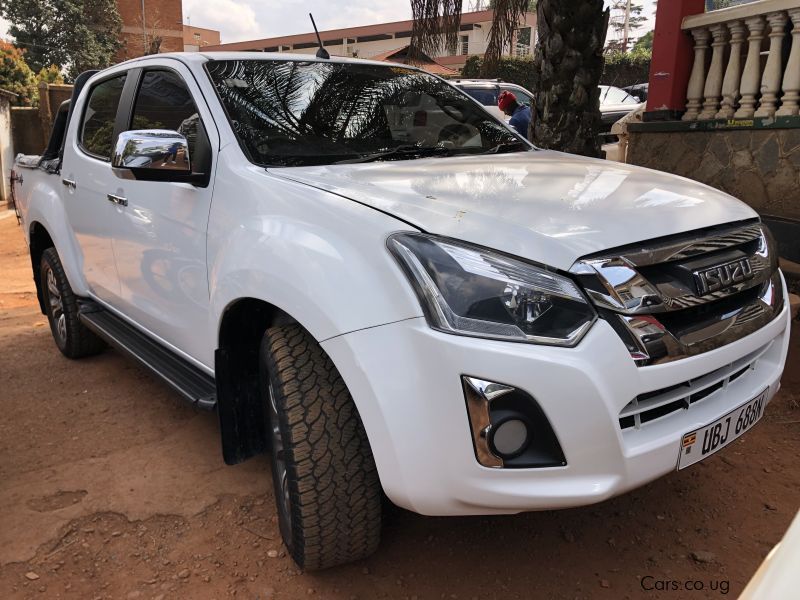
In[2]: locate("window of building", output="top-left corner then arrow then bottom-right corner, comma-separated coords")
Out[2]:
80,74 -> 127,160
460,35 -> 469,55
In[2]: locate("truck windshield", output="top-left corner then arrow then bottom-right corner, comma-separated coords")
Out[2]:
205,59 -> 530,167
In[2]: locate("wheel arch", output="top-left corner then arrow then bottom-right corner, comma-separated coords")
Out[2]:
215,297 -> 298,465
29,221 -> 56,314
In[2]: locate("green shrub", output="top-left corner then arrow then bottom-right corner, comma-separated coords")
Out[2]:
459,50 -> 651,92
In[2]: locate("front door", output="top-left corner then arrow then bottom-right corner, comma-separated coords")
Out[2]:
109,66 -> 217,367
61,73 -> 128,303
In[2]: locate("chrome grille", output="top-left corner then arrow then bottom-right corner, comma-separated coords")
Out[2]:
570,220 -> 783,365
619,342 -> 771,430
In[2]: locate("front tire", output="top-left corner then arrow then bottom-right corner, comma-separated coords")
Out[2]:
40,247 -> 105,359
259,324 -> 382,570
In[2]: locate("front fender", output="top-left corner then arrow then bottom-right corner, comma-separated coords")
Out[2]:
207,159 -> 424,347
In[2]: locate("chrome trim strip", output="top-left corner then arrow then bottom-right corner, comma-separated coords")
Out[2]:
586,222 -> 763,267
462,376 -> 505,468
570,226 -> 773,315
617,272 -> 782,365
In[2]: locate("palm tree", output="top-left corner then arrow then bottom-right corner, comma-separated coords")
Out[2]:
409,0 -> 609,158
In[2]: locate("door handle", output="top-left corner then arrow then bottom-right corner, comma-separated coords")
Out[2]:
62,178 -> 76,189
107,193 -> 128,207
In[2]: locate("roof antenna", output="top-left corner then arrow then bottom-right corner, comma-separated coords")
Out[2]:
309,13 -> 330,59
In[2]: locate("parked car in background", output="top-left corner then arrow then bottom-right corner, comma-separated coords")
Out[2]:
13,52 -> 790,572
599,84 -> 644,127
456,80 -> 643,145
452,79 -> 534,121
623,82 -> 649,103
599,84 -> 645,145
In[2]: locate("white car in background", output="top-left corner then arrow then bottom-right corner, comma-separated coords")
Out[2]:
451,79 -> 534,121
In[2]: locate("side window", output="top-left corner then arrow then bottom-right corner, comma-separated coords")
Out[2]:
81,74 -> 127,159
130,70 -> 203,161
461,87 -> 499,107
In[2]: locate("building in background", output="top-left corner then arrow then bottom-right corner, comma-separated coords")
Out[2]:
184,25 -> 221,51
116,0 -> 184,61
205,9 -> 537,71
115,0 -> 220,60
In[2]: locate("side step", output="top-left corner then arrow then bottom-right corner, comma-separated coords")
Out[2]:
79,304 -> 217,410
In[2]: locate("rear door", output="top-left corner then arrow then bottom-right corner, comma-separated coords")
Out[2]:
61,72 -> 128,303
109,65 -> 217,366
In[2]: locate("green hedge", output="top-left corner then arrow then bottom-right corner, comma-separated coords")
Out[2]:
458,51 -> 651,92
459,55 -> 537,91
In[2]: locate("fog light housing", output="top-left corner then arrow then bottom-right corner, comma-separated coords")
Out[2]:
462,376 -> 566,469
489,417 -> 531,458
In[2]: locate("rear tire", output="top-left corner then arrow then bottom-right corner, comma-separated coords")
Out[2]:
259,324 -> 382,570
40,247 -> 105,359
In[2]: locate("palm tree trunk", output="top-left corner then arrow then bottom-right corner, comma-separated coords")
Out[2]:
530,0 -> 609,157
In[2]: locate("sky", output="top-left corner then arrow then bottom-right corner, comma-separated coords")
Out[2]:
0,0 -> 658,47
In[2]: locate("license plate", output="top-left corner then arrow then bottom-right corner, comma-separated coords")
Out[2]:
677,388 -> 768,470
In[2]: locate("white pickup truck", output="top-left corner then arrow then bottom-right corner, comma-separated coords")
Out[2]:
13,52 -> 790,570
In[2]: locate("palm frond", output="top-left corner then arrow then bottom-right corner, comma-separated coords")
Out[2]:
409,0 -> 463,61
481,0 -> 529,74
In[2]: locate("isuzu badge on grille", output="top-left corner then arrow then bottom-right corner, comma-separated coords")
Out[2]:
694,258 -> 754,295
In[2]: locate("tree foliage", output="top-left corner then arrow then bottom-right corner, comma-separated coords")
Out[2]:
36,64 -> 65,85
631,29 -> 653,53
602,48 -> 650,87
409,0 -> 530,72
0,41 -> 37,105
461,55 -> 537,91
606,1 -> 647,52
0,0 -> 122,80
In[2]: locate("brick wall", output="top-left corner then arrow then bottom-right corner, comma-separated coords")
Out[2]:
116,0 -> 184,61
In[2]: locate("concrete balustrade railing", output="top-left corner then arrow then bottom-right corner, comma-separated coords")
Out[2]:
682,0 -> 800,120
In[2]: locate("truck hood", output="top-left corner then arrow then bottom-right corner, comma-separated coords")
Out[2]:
269,151 -> 757,270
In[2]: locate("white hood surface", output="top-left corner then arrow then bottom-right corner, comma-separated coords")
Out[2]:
270,151 -> 757,270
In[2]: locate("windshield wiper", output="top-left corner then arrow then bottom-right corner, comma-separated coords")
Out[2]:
334,145 -> 451,164
481,141 -> 529,155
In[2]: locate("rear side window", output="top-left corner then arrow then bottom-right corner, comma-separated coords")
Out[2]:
130,70 -> 202,159
81,74 -> 127,159
461,87 -> 499,106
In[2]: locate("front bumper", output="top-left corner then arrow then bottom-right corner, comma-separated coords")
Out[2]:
321,293 -> 791,517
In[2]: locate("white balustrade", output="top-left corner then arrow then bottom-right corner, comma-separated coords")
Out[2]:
682,0 -> 800,120
736,16 -> 767,118
776,8 -> 800,116
716,20 -> 747,118
683,28 -> 711,121
700,24 -> 729,119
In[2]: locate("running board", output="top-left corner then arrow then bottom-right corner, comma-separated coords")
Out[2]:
78,304 -> 217,410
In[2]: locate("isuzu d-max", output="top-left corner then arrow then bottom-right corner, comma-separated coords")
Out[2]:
13,53 -> 790,570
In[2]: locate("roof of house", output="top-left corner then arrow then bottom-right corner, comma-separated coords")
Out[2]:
367,46 -> 456,76
205,10 -> 519,52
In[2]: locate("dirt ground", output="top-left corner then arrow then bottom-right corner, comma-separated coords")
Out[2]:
0,211 -> 798,600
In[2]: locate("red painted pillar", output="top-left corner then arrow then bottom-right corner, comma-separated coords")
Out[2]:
645,0 -> 706,121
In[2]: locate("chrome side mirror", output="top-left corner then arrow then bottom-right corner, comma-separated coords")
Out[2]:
112,130 -> 190,176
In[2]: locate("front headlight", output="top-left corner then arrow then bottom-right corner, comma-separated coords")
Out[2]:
388,233 -> 596,346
